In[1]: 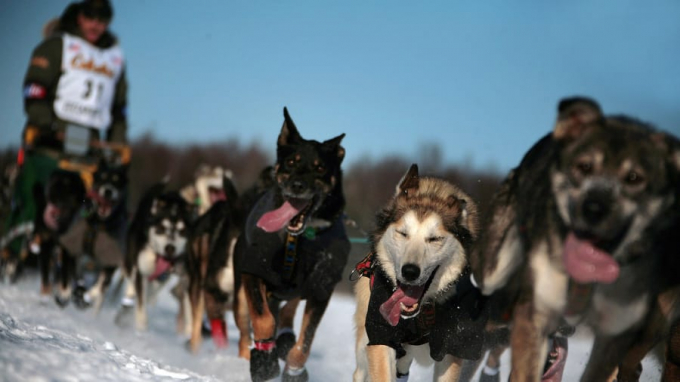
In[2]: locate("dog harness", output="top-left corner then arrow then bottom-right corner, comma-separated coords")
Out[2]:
350,251 -> 376,286
564,280 -> 594,319
282,233 -> 298,282
280,222 -> 339,283
363,265 -> 487,362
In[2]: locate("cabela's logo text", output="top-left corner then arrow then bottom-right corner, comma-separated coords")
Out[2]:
71,54 -> 115,78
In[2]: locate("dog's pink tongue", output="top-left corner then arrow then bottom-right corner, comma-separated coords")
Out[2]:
149,256 -> 172,281
379,284 -> 423,326
564,233 -> 619,284
256,199 -> 308,233
209,189 -> 227,204
43,203 -> 60,230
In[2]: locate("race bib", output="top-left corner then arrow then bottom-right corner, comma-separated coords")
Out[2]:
54,34 -> 124,130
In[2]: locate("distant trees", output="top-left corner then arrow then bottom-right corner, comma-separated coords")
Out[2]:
1,136 -> 503,227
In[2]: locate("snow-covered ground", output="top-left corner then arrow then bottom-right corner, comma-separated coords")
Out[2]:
0,273 -> 663,381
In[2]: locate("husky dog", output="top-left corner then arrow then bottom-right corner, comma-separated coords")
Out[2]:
180,164 -> 233,217
116,183 -> 194,331
353,164 -> 487,382
470,97 -> 680,381
232,107 -> 350,382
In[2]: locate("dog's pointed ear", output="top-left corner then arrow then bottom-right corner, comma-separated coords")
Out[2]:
222,175 -> 239,203
448,196 -> 478,239
151,198 -> 165,216
278,107 -> 303,146
652,132 -> 680,174
397,164 -> 419,197
553,96 -> 603,141
323,133 -> 346,162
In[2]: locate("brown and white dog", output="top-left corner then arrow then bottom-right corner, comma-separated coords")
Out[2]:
470,97 -> 680,381
353,164 -> 487,382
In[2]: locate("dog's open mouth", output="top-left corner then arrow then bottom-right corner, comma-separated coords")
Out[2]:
148,255 -> 173,281
256,197 -> 314,235
208,186 -> 226,204
97,199 -> 113,218
378,269 -> 438,326
563,232 -> 620,284
542,336 -> 568,381
43,203 -> 62,231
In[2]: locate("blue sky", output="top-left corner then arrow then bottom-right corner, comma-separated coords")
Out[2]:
1,0 -> 679,173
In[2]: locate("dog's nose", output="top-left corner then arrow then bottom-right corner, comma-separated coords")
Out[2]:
165,244 -> 176,257
401,264 -> 420,282
582,192 -> 611,225
290,180 -> 307,194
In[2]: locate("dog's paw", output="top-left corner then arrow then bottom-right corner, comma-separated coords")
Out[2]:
282,365 -> 308,382
54,293 -> 70,308
479,368 -> 500,382
114,305 -> 133,327
250,347 -> 280,382
275,330 -> 296,360
72,286 -> 91,310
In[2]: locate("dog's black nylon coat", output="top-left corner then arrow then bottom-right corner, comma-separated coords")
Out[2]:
237,188 -> 350,302
365,266 -> 488,362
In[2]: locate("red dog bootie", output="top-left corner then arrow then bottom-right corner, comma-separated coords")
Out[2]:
210,318 -> 227,348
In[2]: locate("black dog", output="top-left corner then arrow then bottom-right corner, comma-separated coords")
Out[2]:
233,107 -> 350,382
61,160 -> 129,311
31,169 -> 86,304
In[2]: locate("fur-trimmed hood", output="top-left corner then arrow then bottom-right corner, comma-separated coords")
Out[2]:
42,2 -> 117,48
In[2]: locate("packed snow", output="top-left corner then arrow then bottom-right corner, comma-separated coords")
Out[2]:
0,272 -> 663,381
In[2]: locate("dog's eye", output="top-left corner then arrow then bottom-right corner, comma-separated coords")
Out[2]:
625,171 -> 644,186
575,161 -> 593,175
426,236 -> 444,243
178,227 -> 186,236
155,226 -> 165,235
396,230 -> 408,238
287,159 -> 296,168
316,164 -> 326,174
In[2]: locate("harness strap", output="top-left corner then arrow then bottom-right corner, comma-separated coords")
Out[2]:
282,233 -> 298,282
564,280 -> 593,317
418,302 -> 436,331
349,251 -> 375,282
